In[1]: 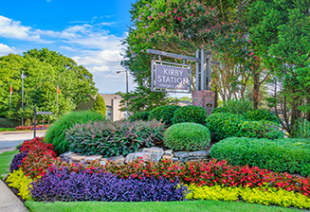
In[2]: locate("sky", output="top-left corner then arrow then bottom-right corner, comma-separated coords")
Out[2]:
0,0 -> 137,94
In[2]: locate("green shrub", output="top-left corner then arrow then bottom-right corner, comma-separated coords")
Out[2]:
164,122 -> 211,151
45,111 -> 105,154
205,113 -> 245,141
211,107 -> 228,114
92,95 -> 107,117
0,117 -> 19,128
172,106 -> 207,125
66,120 -> 165,157
149,105 -> 181,126
221,99 -> 253,115
237,120 -> 284,139
244,109 -> 279,123
210,137 -> 310,176
292,119 -> 310,138
129,111 -> 150,122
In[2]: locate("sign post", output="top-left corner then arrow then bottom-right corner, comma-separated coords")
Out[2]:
33,110 -> 52,138
146,48 -> 215,114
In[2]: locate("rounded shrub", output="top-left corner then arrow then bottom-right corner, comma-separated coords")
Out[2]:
237,120 -> 284,139
164,122 -> 211,151
92,95 -> 107,117
45,111 -> 105,154
244,109 -> 279,123
205,113 -> 245,141
172,105 -> 207,125
129,111 -> 150,122
149,105 -> 181,126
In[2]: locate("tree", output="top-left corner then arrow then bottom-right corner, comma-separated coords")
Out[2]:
246,0 -> 310,133
0,48 -> 97,124
92,94 -> 106,117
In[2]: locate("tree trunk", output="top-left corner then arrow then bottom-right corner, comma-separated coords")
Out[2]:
252,70 -> 260,109
290,96 -> 302,136
214,85 -> 218,108
307,97 -> 310,121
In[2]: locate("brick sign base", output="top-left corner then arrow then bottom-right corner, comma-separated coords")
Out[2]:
192,90 -> 215,115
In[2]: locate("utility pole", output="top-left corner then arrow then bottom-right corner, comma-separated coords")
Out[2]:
125,69 -> 129,119
33,107 -> 36,138
116,69 -> 129,120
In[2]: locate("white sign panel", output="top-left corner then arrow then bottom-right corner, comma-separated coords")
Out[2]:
152,61 -> 191,93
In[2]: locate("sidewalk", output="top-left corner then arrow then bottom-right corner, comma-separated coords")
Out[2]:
0,180 -> 28,212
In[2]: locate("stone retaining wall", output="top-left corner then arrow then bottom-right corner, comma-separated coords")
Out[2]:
60,147 -> 210,165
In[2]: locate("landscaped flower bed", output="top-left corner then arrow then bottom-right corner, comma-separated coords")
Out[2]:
4,137 -> 310,209
15,125 -> 49,131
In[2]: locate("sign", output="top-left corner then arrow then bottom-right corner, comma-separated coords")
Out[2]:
37,111 -> 53,115
151,60 -> 191,93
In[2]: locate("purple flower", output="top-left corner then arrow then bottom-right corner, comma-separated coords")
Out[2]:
10,151 -> 28,172
31,167 -> 187,202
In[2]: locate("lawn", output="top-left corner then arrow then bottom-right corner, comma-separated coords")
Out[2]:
25,200 -> 307,212
0,150 -> 18,178
0,128 -> 16,132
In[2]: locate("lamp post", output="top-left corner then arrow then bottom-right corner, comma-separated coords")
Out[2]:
21,70 -> 25,126
116,69 -> 129,120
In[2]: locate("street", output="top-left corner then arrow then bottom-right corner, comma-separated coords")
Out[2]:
0,130 -> 46,151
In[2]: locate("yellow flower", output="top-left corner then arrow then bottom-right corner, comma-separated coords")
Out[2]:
185,184 -> 310,209
6,168 -> 34,200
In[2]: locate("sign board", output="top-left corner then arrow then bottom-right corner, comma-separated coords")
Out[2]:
37,111 -> 53,115
151,60 -> 191,93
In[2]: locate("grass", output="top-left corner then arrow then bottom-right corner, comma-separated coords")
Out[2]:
25,200 -> 307,212
0,150 -> 18,178
0,128 -> 16,132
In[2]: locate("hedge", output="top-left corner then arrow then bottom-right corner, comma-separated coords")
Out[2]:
148,105 -> 180,126
237,120 -> 284,139
205,113 -> 245,141
210,137 -> 310,176
172,105 -> 207,125
244,109 -> 279,123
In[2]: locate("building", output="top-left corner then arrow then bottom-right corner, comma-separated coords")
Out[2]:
100,94 -> 127,121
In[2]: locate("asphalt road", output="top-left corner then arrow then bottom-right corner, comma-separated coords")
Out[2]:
0,130 -> 46,151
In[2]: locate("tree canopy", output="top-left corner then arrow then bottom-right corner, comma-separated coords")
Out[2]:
0,48 -> 97,124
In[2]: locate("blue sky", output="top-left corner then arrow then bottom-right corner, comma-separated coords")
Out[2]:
0,0 -> 136,93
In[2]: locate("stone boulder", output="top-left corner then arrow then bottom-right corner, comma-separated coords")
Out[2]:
125,147 -> 164,163
174,150 -> 209,162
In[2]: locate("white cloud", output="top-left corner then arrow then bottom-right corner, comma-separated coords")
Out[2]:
0,43 -> 15,56
0,15 -> 135,93
0,15 -> 50,43
99,22 -> 116,26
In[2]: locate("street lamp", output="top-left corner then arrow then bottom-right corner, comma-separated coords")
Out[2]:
21,70 -> 25,126
116,69 -> 129,120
